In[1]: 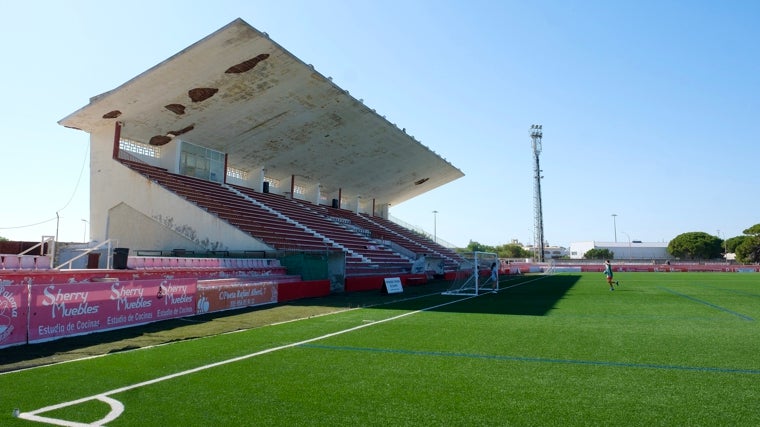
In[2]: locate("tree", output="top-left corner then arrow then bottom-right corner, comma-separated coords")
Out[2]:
724,236 -> 748,253
459,240 -> 496,254
496,243 -> 532,259
584,248 -> 614,260
734,224 -> 760,264
457,241 -> 532,259
667,232 -> 723,259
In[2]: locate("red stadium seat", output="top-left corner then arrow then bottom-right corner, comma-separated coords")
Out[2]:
35,255 -> 52,270
19,255 -> 36,270
2,255 -> 20,270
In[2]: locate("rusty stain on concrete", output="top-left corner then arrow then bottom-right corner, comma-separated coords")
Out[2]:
164,104 -> 186,115
188,88 -> 219,103
149,135 -> 172,146
168,124 -> 195,137
225,54 -> 270,74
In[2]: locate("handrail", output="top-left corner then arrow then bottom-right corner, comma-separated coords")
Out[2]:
387,214 -> 458,249
19,236 -> 55,255
55,239 -> 118,270
19,236 -> 56,269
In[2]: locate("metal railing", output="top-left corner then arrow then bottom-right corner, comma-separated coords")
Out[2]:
55,239 -> 118,270
19,236 -> 55,269
388,214 -> 458,249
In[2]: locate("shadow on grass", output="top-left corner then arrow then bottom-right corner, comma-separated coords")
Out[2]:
287,275 -> 581,317
409,274 -> 580,316
0,276 -> 579,372
0,304 -> 286,373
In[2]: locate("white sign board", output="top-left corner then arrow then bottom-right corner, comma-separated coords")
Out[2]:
383,277 -> 404,294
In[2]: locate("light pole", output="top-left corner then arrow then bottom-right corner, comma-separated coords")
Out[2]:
81,219 -> 89,243
531,124 -> 545,263
717,229 -> 726,259
621,231 -> 631,259
611,214 -> 618,243
432,210 -> 438,243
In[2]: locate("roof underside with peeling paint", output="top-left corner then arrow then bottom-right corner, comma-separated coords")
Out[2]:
59,18 -> 463,207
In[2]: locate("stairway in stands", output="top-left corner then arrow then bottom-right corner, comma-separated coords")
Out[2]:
120,159 -> 414,275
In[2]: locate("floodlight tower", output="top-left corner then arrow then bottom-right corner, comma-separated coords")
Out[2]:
531,124 -> 545,263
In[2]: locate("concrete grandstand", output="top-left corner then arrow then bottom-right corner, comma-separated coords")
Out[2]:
57,18 -> 466,291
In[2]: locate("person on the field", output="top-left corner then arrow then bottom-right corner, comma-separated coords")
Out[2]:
490,261 -> 498,285
603,260 -> 618,290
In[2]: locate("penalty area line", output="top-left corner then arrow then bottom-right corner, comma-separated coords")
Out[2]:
660,287 -> 754,321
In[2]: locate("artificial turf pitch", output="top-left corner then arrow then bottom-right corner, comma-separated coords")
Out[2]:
1,272 -> 758,426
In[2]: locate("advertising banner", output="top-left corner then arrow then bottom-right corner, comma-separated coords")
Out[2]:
28,278 -> 196,343
196,279 -> 277,315
0,284 -> 28,349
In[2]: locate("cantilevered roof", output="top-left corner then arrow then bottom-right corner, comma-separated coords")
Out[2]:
59,18 -> 463,207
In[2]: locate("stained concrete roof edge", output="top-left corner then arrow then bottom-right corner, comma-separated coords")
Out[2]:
58,18 -> 462,175
60,18 -> 255,127
57,18 -> 464,206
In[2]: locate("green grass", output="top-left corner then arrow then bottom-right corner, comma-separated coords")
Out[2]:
1,273 -> 759,426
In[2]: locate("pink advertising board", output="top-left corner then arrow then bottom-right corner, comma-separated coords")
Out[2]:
196,279 -> 277,314
28,278 -> 197,343
0,284 -> 29,349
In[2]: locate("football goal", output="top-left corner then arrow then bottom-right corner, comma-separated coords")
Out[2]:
543,259 -> 557,275
443,251 -> 499,296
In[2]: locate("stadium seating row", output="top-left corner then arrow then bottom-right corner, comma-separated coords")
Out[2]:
0,253 -> 279,272
119,158 -> 466,275
0,254 -> 52,270
125,256 -> 280,271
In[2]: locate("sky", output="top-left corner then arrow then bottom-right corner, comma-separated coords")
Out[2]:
1,0 -> 758,248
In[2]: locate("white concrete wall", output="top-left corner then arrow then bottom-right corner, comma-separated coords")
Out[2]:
107,202 -> 208,252
569,241 -> 669,260
569,241 -> 596,259
88,126 -> 269,251
609,244 -> 669,260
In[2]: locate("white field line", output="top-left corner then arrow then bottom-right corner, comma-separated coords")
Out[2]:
3,286 -> 447,376
18,276 -> 544,426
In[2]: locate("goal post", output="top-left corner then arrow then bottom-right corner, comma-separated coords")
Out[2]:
443,251 -> 499,296
543,259 -> 557,275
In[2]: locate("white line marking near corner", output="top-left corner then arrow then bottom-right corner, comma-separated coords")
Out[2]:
17,292 -> 487,426
18,395 -> 124,427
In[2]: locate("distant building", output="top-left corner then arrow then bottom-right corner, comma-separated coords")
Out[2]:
522,244 -> 569,260
569,241 -> 670,260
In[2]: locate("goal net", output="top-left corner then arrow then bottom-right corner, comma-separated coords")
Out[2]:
443,251 -> 499,296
